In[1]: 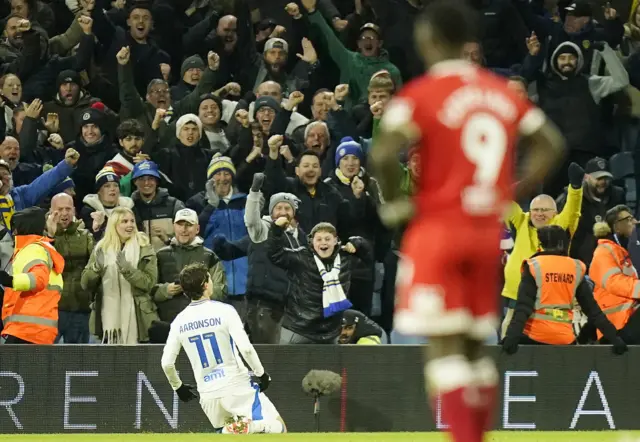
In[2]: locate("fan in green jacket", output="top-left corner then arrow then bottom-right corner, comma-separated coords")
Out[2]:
302,0 -> 402,110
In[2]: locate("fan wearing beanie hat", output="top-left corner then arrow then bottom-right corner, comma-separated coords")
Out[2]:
253,96 -> 279,132
80,166 -> 134,237
169,55 -> 205,102
206,155 -> 236,203
176,114 -> 203,147
269,192 -> 300,222
56,70 -> 82,106
78,108 -> 104,146
334,137 -> 364,180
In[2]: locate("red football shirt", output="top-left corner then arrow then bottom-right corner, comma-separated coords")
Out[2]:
380,60 -> 546,223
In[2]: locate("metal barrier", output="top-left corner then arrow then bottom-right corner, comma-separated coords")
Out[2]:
0,345 -> 635,433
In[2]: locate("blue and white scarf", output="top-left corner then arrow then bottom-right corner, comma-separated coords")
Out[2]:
314,253 -> 352,317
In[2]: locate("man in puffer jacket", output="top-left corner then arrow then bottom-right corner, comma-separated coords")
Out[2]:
268,219 -> 372,344
244,172 -> 305,343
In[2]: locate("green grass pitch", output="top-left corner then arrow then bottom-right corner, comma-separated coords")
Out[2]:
0,432 -> 638,442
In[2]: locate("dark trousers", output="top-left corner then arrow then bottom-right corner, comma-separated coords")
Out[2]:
378,250 -> 399,334
246,298 -> 284,344
615,307 -> 640,345
226,295 -> 248,324
55,311 -> 90,344
3,335 -> 33,344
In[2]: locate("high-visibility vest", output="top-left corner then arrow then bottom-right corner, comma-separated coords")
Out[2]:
1,236 -> 64,344
590,239 -> 640,339
523,255 -> 586,345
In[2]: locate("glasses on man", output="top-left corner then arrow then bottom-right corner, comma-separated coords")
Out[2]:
616,215 -> 636,224
530,208 -> 555,214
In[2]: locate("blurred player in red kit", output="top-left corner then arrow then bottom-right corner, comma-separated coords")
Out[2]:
368,1 -> 566,441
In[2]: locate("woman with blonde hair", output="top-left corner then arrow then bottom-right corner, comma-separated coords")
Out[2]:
589,205 -> 640,344
81,207 -> 159,344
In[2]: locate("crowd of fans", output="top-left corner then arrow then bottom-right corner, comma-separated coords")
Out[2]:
0,0 -> 639,347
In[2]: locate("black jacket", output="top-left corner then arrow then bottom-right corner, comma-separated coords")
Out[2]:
504,251 -> 619,344
247,225 -> 306,307
154,141 -> 212,204
267,224 -> 372,343
263,156 -> 357,241
557,183 -> 625,267
69,136 -> 118,204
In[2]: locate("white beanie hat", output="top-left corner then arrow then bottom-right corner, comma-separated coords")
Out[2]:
176,113 -> 203,138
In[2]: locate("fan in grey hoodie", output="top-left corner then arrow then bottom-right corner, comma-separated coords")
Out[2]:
243,172 -> 305,343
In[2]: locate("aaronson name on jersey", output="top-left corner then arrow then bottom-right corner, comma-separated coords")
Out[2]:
179,317 -> 222,334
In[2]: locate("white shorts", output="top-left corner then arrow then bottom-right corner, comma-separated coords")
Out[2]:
200,385 -> 280,429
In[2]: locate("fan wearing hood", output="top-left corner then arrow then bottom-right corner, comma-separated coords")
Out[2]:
524,40 -> 629,197
268,219 -> 372,344
339,309 -> 385,344
301,0 -> 402,110
514,0 -> 624,74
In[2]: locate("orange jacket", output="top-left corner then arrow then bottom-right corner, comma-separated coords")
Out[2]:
1,235 -> 65,344
589,238 -> 640,338
522,255 -> 585,345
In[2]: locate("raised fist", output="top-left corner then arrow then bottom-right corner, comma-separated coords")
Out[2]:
334,84 -> 349,102
268,135 -> 284,152
235,109 -> 249,128
280,145 -> 293,162
275,216 -> 290,227
78,15 -> 93,34
17,19 -> 31,32
270,25 -> 286,38
288,91 -> 304,107
224,82 -> 241,96
48,133 -> 64,150
64,148 -> 80,166
116,46 -> 130,65
208,51 -> 220,71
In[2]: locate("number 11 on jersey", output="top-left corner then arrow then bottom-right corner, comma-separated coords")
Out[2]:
189,333 -> 223,368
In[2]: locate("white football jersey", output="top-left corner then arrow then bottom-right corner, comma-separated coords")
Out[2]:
161,299 -> 265,397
